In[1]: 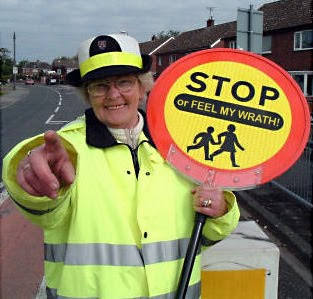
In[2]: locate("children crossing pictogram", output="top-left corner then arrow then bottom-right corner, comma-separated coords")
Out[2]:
187,124 -> 245,167
186,126 -> 218,160
209,124 -> 245,167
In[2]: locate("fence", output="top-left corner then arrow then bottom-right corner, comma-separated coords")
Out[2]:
272,124 -> 313,207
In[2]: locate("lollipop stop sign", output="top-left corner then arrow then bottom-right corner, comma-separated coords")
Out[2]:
147,48 -> 310,299
147,48 -> 310,190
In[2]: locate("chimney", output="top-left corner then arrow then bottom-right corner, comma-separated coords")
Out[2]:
207,18 -> 214,27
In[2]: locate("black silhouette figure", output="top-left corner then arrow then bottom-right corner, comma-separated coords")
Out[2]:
187,126 -> 218,160
209,124 -> 245,167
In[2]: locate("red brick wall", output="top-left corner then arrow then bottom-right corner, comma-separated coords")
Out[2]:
156,53 -> 186,76
156,29 -> 312,76
263,30 -> 313,71
156,55 -> 169,75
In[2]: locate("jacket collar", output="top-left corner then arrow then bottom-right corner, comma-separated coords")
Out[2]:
85,108 -> 156,149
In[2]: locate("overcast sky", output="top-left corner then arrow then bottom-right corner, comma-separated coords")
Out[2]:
1,0 -> 278,64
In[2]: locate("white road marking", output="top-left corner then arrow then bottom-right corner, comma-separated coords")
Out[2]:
0,182 -> 9,207
47,120 -> 69,124
36,277 -> 47,299
45,114 -> 55,124
45,88 -> 69,125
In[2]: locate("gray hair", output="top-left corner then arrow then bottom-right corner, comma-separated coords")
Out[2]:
138,71 -> 154,93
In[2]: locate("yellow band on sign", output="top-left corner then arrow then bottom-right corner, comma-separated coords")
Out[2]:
79,52 -> 143,77
164,61 -> 292,170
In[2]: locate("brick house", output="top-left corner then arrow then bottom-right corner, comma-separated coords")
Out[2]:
21,62 -> 51,77
143,0 -> 312,110
52,58 -> 78,75
259,0 -> 312,106
21,58 -> 78,78
139,36 -> 176,76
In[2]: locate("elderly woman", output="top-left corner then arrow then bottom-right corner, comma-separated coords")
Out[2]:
2,34 -> 239,298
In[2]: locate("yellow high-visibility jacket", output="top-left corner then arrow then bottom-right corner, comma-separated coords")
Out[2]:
2,109 -> 240,298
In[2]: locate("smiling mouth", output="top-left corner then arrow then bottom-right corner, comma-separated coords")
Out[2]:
105,104 -> 127,110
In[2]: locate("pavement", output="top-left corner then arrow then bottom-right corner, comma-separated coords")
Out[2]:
0,83 -> 30,109
0,199 -> 44,298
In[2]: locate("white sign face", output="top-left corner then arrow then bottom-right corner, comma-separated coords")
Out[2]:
12,67 -> 18,74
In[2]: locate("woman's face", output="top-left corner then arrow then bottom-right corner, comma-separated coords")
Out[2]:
88,75 -> 144,129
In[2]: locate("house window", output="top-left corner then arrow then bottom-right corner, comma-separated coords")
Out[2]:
158,56 -> 162,66
262,35 -> 272,53
307,75 -> 313,97
169,54 -> 177,64
293,74 -> 304,91
229,41 -> 236,49
294,30 -> 313,50
290,72 -> 313,97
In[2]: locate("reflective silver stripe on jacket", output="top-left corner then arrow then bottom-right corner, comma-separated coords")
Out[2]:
141,238 -> 189,264
45,238 -> 194,266
45,243 -> 143,266
46,281 -> 201,299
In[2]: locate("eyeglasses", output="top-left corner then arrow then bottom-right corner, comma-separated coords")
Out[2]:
87,76 -> 138,97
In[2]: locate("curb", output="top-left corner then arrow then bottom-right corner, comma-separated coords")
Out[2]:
0,84 -> 30,109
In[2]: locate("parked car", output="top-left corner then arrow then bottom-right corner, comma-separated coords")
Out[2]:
46,76 -> 58,85
25,79 -> 35,85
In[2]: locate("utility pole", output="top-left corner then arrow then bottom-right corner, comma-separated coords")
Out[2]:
248,5 -> 253,52
13,32 -> 16,90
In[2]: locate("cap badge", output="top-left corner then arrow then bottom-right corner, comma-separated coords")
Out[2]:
97,40 -> 107,50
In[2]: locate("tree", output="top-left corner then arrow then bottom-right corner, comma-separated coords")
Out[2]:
0,48 -> 13,81
0,47 -> 10,59
18,60 -> 30,68
154,30 -> 180,40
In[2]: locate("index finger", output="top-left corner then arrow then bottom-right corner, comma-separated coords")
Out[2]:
28,146 -> 60,197
43,131 -> 75,185
44,130 -> 68,160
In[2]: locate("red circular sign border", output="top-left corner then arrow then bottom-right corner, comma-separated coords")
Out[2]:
147,48 -> 310,187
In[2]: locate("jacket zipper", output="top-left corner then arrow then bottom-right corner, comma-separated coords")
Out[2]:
130,146 -> 140,178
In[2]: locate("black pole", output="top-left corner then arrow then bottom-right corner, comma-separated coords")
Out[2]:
248,5 -> 253,52
175,212 -> 207,299
13,32 -> 16,90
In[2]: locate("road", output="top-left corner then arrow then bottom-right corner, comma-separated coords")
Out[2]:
0,83 -> 312,298
0,83 -> 87,176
